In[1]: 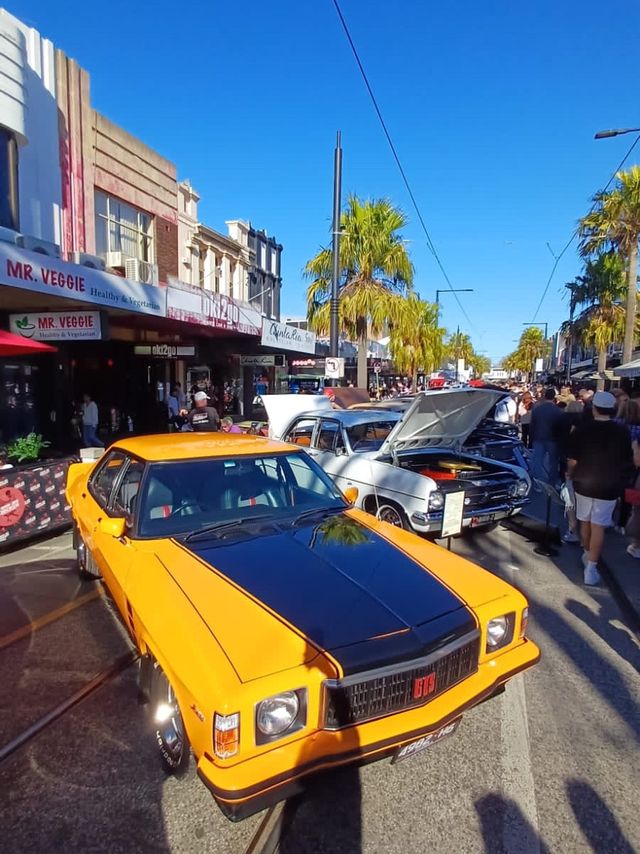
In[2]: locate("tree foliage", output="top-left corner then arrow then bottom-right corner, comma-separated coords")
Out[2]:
388,295 -> 446,391
305,196 -> 414,387
502,327 -> 548,377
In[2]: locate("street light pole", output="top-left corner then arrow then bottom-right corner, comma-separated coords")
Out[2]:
330,131 -> 342,361
594,127 -> 640,139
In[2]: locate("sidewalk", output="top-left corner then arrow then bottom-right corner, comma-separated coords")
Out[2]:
521,491 -> 640,619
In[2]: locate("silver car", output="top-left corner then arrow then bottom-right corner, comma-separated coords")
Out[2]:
263,389 -> 530,535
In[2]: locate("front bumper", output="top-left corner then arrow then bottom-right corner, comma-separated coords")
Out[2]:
410,499 -> 529,534
196,637 -> 540,820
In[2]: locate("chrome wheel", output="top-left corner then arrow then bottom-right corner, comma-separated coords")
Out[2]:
77,538 -> 100,579
376,503 -> 405,528
152,666 -> 188,773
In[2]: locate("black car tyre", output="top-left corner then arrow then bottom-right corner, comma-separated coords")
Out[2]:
151,663 -> 190,776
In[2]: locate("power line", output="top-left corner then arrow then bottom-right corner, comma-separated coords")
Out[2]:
330,0 -> 474,329
531,133 -> 640,321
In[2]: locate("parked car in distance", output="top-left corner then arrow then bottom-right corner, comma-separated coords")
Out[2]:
66,432 -> 539,820
263,389 -> 531,535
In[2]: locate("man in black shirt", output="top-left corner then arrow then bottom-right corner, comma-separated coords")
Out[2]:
566,391 -> 633,585
530,387 -> 564,485
181,391 -> 220,432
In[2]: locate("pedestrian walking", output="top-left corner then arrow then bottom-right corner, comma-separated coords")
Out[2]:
81,393 -> 104,448
518,390 -> 534,447
624,440 -> 640,559
181,391 -> 220,432
566,390 -> 634,585
530,388 -> 564,486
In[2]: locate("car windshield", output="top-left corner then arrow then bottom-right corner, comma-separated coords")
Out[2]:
137,452 -> 345,538
346,420 -> 397,453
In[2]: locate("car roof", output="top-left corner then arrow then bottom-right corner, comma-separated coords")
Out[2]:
108,433 -> 298,462
295,409 -> 402,427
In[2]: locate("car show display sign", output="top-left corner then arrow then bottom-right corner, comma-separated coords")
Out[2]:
441,490 -> 465,538
9,311 -> 103,341
0,242 -> 166,316
260,319 -> 316,354
0,458 -> 73,549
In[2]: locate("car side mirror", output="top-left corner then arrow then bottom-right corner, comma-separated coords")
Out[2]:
344,486 -> 359,504
336,445 -> 348,456
99,516 -> 127,538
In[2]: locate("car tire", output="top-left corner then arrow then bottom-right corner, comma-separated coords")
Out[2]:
151,663 -> 190,776
366,498 -> 409,530
76,531 -> 100,580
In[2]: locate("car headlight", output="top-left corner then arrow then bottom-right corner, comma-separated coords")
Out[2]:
515,479 -> 529,498
428,490 -> 444,511
255,689 -> 307,744
486,613 -> 515,652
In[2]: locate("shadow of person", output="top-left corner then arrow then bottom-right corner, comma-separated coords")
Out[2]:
475,792 -> 551,854
564,598 -> 640,674
566,779 -> 636,854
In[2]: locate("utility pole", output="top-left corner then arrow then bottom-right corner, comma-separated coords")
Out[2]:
329,131 -> 342,361
565,292 -> 575,384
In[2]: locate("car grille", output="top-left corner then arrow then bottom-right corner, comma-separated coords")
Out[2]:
323,633 -> 480,730
464,482 -> 513,510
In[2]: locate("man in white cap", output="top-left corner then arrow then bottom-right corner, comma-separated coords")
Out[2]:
566,390 -> 633,585
181,391 -> 220,432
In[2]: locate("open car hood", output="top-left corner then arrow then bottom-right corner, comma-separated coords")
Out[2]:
377,388 -> 507,455
261,394 -> 332,440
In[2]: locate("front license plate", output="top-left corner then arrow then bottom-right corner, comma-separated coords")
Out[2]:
470,513 -> 496,527
391,718 -> 461,764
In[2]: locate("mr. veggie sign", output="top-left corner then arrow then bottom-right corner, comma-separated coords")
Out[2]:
0,242 -> 166,317
10,311 -> 103,341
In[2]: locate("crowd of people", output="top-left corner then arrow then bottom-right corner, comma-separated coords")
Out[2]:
496,382 -> 640,585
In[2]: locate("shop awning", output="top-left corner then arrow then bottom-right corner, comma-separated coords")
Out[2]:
0,330 -> 57,356
614,359 -> 640,378
570,369 -> 592,379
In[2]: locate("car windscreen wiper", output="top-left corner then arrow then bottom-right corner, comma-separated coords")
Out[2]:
289,505 -> 345,527
183,514 -> 274,543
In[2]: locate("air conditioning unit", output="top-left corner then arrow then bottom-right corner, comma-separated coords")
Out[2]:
124,257 -> 159,285
72,251 -> 106,271
105,251 -> 125,269
17,234 -> 61,258
0,227 -> 22,245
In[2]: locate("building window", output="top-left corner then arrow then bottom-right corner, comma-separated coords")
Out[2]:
0,128 -> 19,231
95,190 -> 153,262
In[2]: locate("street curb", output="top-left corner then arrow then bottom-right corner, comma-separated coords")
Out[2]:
598,558 -> 640,644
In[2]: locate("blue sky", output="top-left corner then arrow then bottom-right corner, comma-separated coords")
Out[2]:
10,0 -> 640,361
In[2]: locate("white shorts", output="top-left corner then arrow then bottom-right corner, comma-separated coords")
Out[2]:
575,493 -> 617,527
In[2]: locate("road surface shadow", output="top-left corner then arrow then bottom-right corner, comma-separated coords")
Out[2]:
475,792 -> 550,854
564,598 -> 640,673
567,779 -> 636,854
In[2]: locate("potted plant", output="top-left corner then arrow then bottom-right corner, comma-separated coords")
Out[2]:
6,432 -> 51,464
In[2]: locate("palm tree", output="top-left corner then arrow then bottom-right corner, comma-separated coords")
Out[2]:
446,329 -> 474,364
388,294 -> 445,391
562,252 -> 626,390
579,165 -> 640,364
306,196 -> 414,387
468,352 -> 491,378
504,327 -> 547,380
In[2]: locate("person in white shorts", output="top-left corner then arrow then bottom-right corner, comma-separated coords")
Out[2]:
566,391 -> 633,585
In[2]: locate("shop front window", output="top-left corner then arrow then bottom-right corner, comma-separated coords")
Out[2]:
0,127 -> 19,231
95,190 -> 153,262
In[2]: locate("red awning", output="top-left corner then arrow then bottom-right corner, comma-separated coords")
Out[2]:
0,330 -> 57,356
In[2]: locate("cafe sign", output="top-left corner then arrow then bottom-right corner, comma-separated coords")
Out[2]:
9,311 -> 103,341
261,319 -> 316,354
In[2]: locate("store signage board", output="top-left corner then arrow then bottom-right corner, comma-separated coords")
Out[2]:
9,311 -> 102,341
325,357 -> 345,379
261,319 -> 316,354
0,242 -> 166,316
240,355 -> 276,366
134,345 -> 196,358
441,490 -> 465,539
166,283 -> 262,336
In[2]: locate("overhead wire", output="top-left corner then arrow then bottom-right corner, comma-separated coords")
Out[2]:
531,133 -> 640,321
330,0 -> 475,329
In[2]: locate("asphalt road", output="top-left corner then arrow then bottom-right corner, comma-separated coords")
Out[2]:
0,526 -> 638,853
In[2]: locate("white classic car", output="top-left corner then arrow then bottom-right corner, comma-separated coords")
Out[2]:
262,389 -> 530,536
